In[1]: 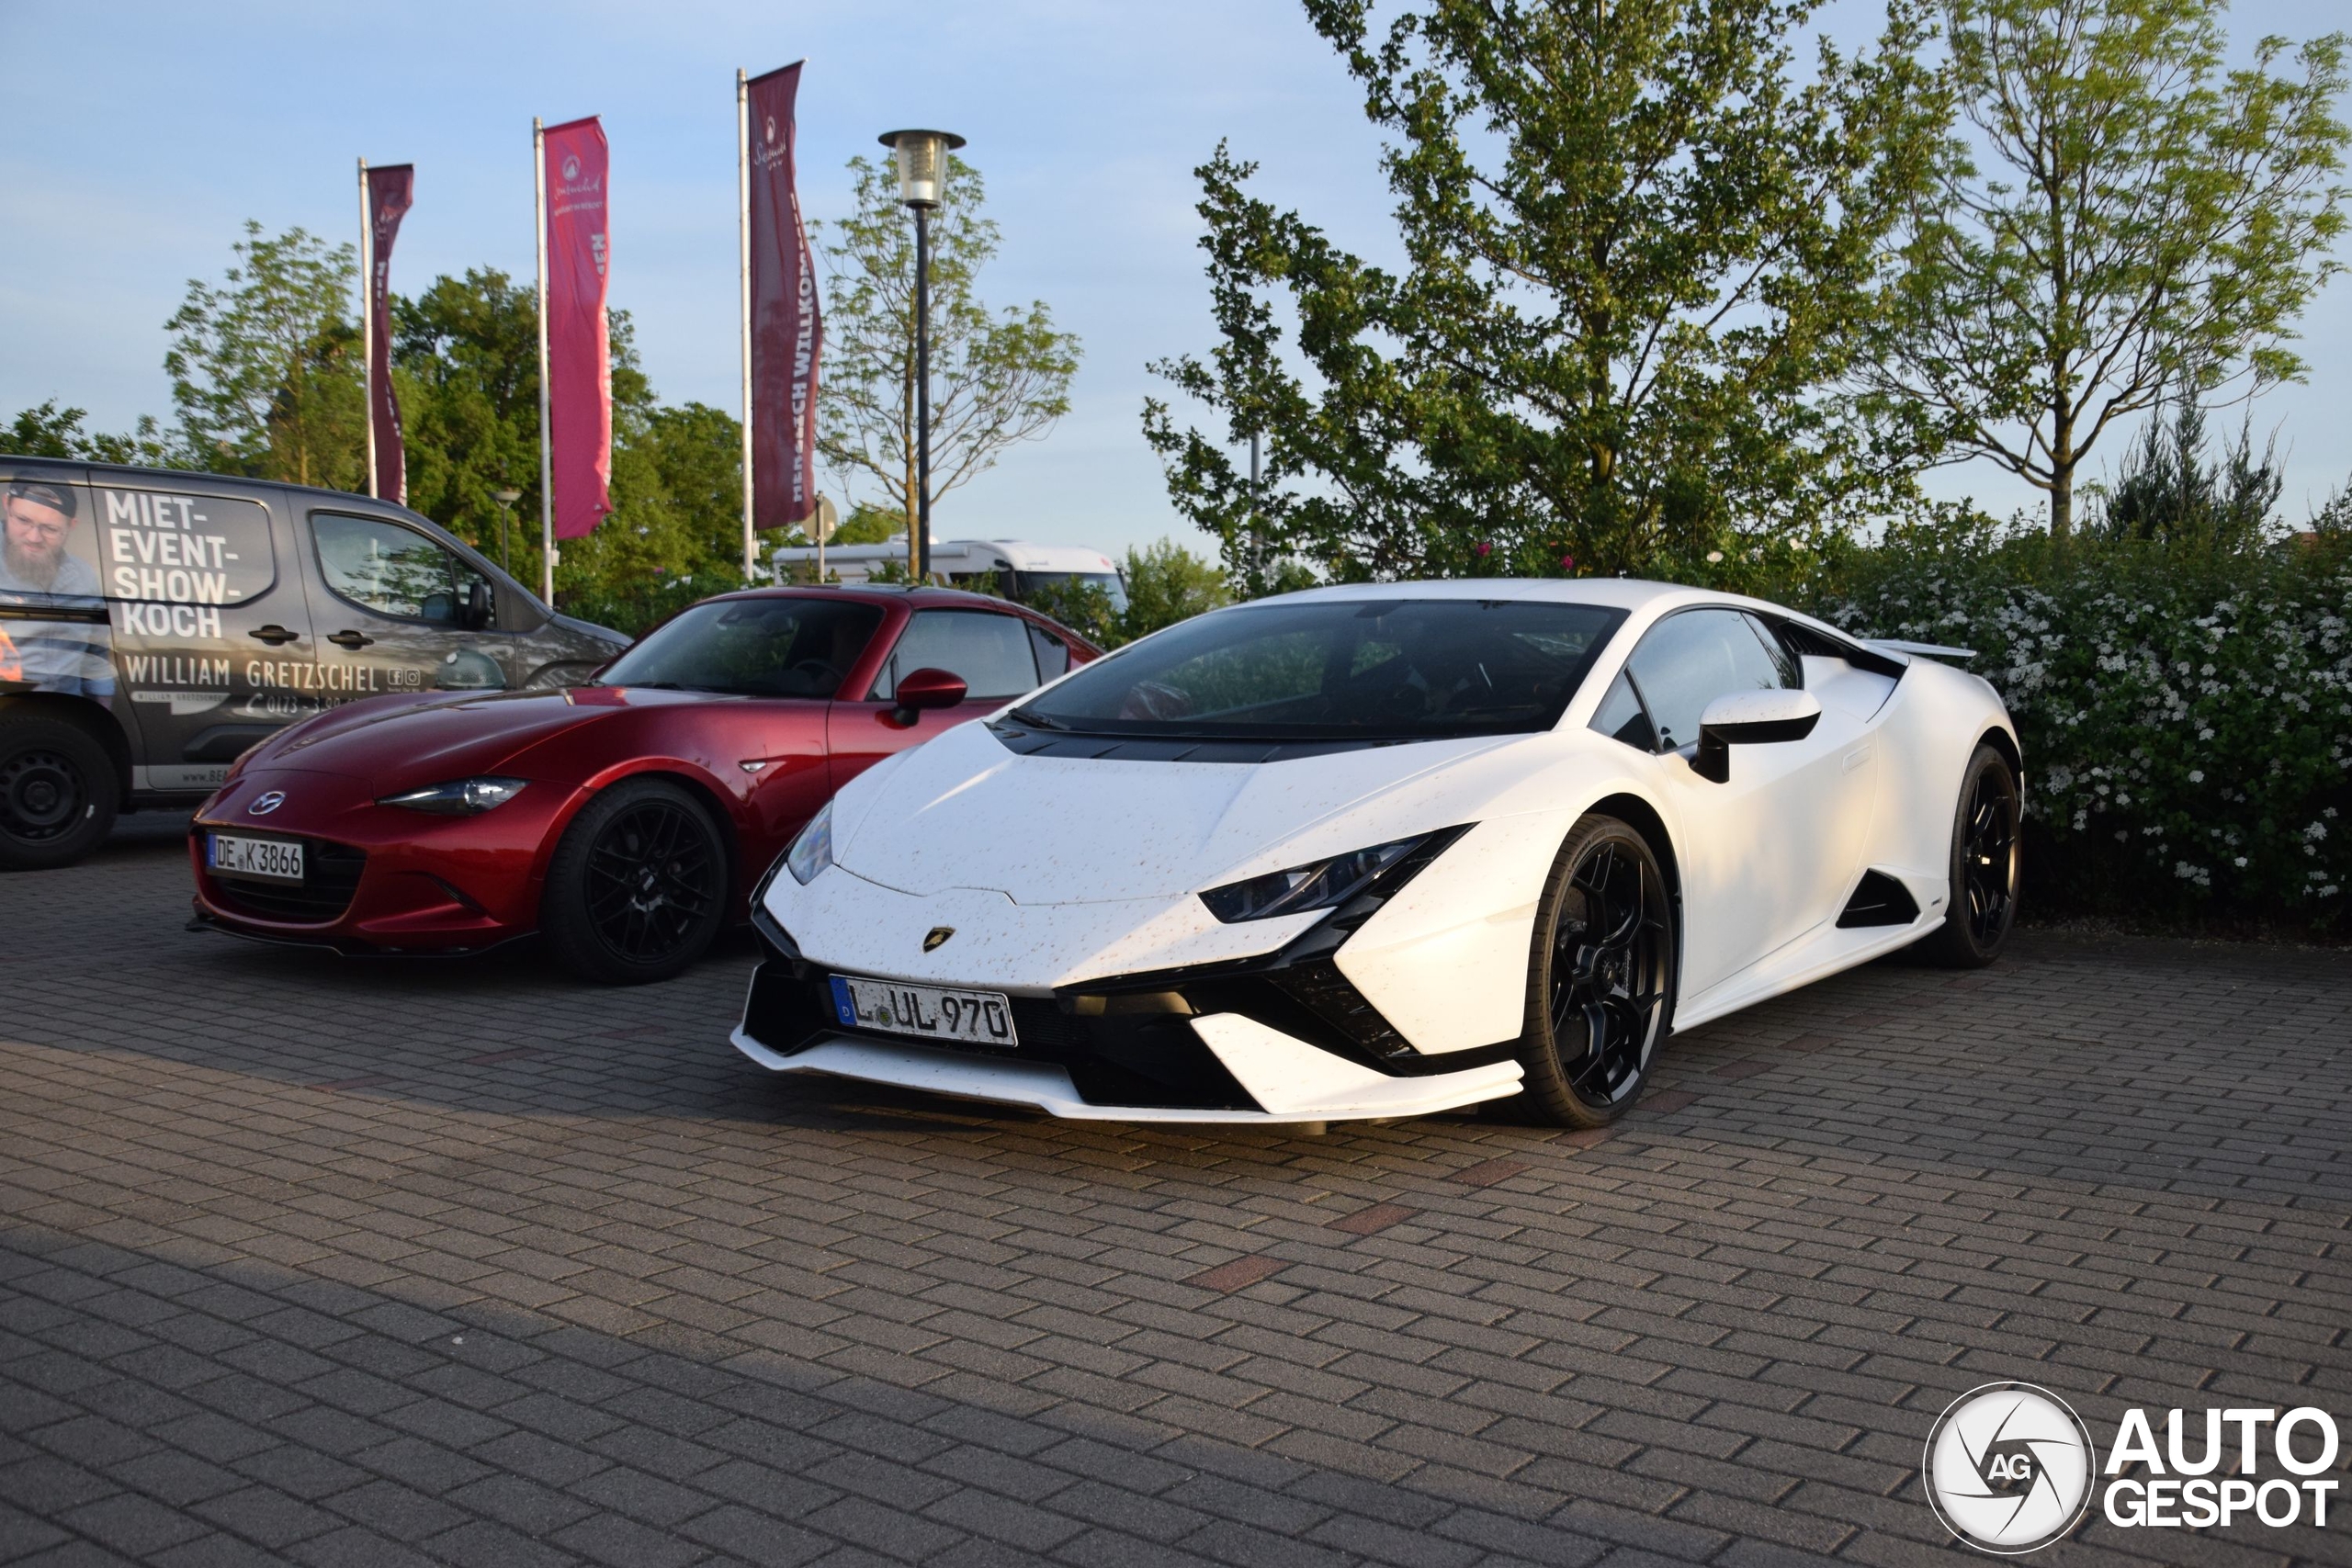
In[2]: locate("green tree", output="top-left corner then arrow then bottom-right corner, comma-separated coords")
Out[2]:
393,267 -> 542,572
1027,540 -> 1232,649
1860,0 -> 2349,538
4,400 -> 176,466
1119,539 -> 1231,637
164,220 -> 366,490
817,155 -> 1081,576
2092,396 -> 2280,552
832,502 -> 906,546
1144,0 -> 1948,583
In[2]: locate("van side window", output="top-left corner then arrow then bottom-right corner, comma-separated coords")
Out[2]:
87,484 -> 277,606
314,514 -> 494,627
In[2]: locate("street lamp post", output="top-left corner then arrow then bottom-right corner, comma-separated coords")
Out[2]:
877,128 -> 965,584
492,487 -> 522,579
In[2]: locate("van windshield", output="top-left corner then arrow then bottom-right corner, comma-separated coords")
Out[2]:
597,597 -> 883,699
1014,570 -> 1129,612
1010,598 -> 1625,741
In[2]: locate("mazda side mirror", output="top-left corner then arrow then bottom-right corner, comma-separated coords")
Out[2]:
890,666 -> 967,726
1692,689 -> 1821,783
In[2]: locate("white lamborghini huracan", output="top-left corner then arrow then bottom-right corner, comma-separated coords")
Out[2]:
733,580 -> 2021,1128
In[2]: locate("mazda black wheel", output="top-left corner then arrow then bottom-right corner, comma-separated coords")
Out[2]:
542,778 -> 728,984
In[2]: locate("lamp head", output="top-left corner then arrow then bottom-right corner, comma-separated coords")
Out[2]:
877,129 -> 966,209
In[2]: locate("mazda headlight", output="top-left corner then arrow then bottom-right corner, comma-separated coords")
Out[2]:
1200,835 -> 1427,924
379,777 -> 527,815
785,801 -> 834,885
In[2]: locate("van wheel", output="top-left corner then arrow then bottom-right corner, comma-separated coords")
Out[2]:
0,713 -> 119,872
1513,815 -> 1677,1127
540,778 -> 728,985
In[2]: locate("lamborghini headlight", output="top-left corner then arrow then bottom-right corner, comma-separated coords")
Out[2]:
1199,834 -> 1427,924
785,800 -> 834,886
379,777 -> 527,815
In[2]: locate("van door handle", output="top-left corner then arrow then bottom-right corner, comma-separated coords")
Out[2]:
327,630 -> 375,649
248,626 -> 300,646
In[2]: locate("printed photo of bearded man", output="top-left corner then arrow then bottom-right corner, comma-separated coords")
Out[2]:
0,479 -> 116,699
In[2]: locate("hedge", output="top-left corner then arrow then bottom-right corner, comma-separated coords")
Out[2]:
1792,530 -> 2350,931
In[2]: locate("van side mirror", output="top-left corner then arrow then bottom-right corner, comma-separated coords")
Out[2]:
465,581 -> 493,630
1693,689 -> 1821,783
889,666 -> 967,726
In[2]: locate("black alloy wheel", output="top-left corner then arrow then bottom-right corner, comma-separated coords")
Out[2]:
0,714 -> 119,872
542,778 -> 728,984
1921,743 -> 2021,968
1516,815 -> 1676,1127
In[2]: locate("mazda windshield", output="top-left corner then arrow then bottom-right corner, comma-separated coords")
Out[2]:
597,597 -> 884,699
1009,598 -> 1625,740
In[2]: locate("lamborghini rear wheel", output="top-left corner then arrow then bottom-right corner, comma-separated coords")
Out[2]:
1918,743 -> 2020,969
1515,815 -> 1676,1128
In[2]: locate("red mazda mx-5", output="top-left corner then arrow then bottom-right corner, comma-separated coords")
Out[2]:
187,585 -> 1099,982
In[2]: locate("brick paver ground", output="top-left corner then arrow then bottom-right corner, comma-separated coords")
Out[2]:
1,815 -> 2346,1567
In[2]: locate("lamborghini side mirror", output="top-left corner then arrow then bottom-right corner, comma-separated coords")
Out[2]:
1693,689 -> 1821,783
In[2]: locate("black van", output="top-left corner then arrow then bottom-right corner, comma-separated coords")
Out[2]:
0,457 -> 628,870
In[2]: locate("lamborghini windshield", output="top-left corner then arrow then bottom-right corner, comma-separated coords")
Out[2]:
1011,598 -> 1625,740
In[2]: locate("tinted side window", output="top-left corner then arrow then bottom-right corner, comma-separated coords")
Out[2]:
1624,608 -> 1792,751
89,483 -> 276,606
873,611 -> 1040,702
1588,671 -> 1657,751
1743,613 -> 1801,687
314,514 -> 490,626
1027,621 -> 1070,681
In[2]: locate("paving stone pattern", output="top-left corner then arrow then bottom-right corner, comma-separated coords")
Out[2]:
2,816 -> 2346,1566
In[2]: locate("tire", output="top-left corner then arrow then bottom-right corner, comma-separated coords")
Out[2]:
1917,742 -> 2021,969
0,711 -> 119,872
1514,815 -> 1677,1127
540,777 -> 729,985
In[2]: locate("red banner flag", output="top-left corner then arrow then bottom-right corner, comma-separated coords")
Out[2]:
746,64 -> 820,529
363,164 -> 413,504
541,117 -> 611,540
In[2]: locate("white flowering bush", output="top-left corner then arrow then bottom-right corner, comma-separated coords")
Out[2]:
1804,530 -> 2351,927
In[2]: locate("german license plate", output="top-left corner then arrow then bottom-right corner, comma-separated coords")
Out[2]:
831,976 -> 1018,1047
208,832 -> 304,883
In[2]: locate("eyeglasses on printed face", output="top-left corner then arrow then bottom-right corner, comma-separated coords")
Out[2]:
4,506 -> 70,542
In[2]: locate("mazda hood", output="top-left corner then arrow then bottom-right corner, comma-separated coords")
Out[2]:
250,684 -> 659,783
831,719 -> 1524,905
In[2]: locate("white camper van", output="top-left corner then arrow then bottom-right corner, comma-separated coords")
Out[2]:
770,537 -> 1128,613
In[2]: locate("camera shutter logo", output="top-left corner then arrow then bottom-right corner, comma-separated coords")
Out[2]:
1924,1382 -> 2098,1553
247,790 -> 286,817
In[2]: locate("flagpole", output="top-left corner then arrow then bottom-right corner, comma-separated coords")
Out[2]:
738,68 -> 755,583
534,117 -> 555,604
358,157 -> 377,500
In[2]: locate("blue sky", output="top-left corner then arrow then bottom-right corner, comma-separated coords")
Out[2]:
2,0 -> 2346,557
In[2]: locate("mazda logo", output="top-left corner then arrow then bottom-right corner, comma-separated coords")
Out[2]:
248,790 -> 286,816
922,927 -> 954,952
